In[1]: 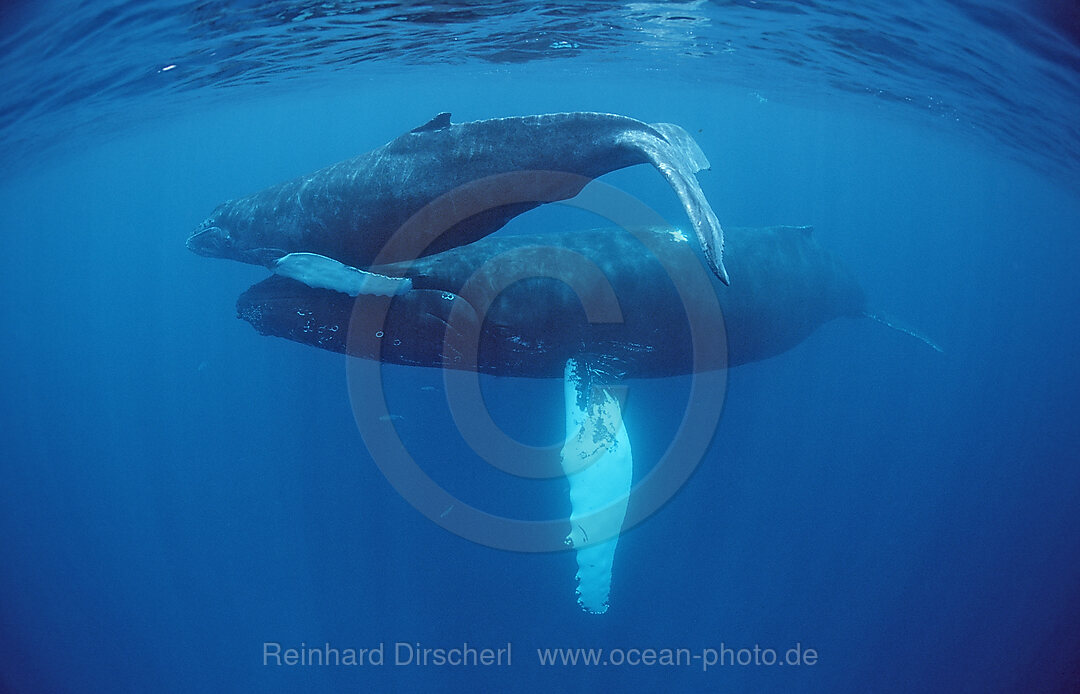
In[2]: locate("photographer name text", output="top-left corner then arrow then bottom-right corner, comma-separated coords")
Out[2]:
263,641 -> 511,667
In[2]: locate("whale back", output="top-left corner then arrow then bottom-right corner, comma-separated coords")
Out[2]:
237,225 -> 864,377
188,112 -> 730,281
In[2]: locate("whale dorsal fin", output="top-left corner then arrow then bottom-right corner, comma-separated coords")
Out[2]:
411,112 -> 452,133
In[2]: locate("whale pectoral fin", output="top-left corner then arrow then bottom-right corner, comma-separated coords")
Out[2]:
621,128 -> 730,284
560,358 -> 633,615
411,112 -> 452,133
649,122 -> 711,172
864,312 -> 945,353
273,253 -> 411,297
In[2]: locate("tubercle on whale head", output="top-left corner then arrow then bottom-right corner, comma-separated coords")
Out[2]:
186,220 -> 233,258
187,199 -> 251,261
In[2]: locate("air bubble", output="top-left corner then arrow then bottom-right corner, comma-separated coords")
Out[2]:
393,338 -> 401,346
442,292 -> 454,301
375,330 -> 384,338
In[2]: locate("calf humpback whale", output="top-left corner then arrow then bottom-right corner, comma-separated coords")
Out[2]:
236,225 -> 867,377
186,111 -> 729,284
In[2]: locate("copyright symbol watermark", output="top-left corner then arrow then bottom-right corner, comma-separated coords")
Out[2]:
345,172 -> 728,552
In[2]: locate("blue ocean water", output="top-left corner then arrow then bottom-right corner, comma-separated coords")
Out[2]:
1,1 -> 1079,692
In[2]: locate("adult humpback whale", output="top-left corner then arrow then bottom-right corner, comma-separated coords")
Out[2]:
186,112 -> 730,284
230,223 -> 945,612
235,224 -> 881,613
236,225 -> 867,377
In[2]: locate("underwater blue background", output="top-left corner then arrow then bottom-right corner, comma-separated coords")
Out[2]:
1,1 -> 1079,692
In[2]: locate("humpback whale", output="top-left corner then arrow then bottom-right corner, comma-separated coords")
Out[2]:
187,112 -> 942,612
234,223 -> 881,613
228,223 -> 945,613
236,225 -> 866,377
186,112 -> 729,284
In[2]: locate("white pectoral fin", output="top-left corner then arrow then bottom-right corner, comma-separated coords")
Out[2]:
560,358 -> 633,615
273,253 -> 411,297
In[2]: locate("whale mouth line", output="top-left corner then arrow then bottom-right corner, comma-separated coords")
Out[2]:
185,226 -> 224,256
185,225 -> 287,267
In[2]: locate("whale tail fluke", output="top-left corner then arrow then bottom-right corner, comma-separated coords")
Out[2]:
864,312 -> 944,353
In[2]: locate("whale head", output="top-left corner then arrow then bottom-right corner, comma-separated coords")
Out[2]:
187,211 -> 285,267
